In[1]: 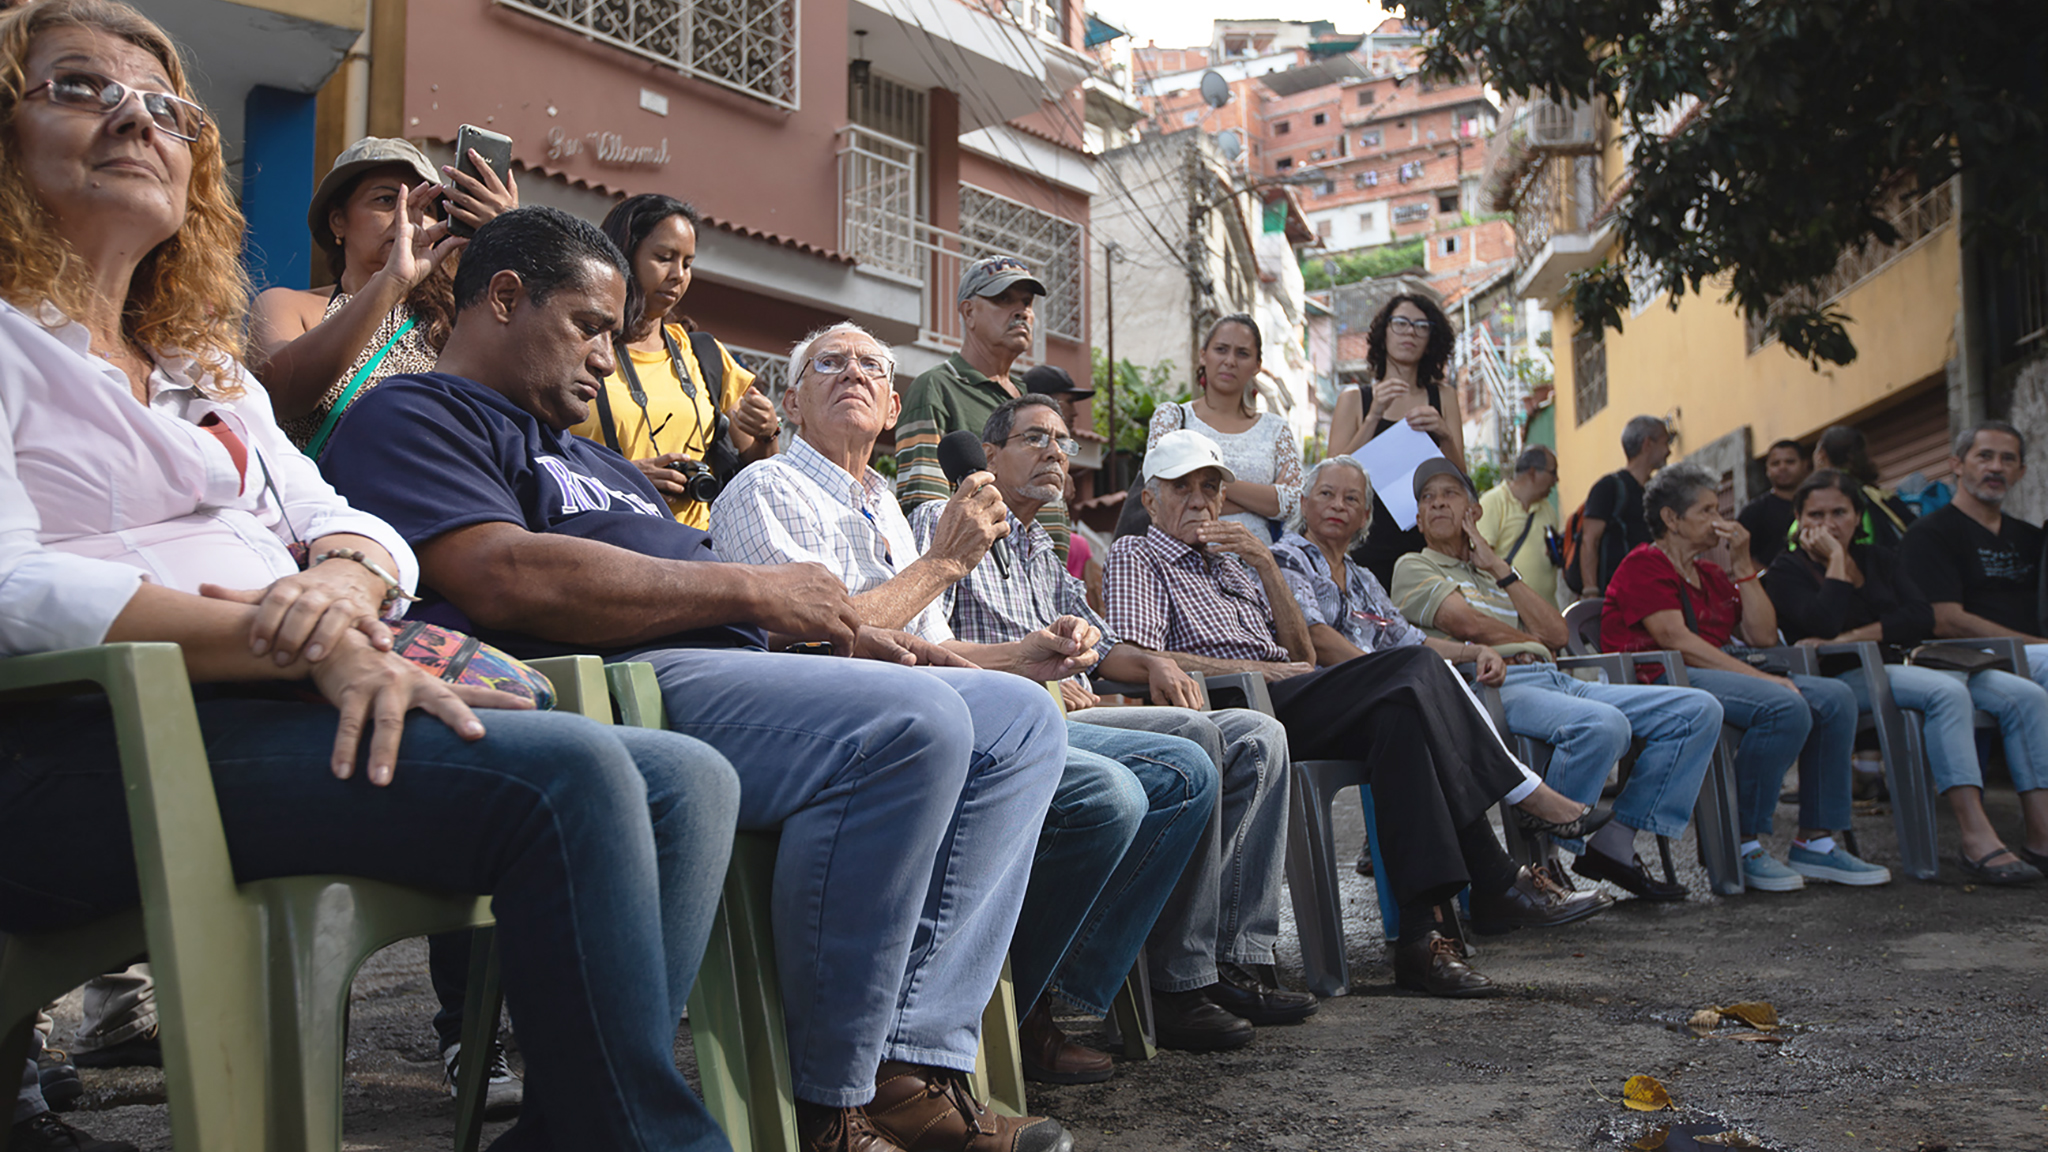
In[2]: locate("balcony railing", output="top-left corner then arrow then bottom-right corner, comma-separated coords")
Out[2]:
1744,181 -> 1955,352
498,0 -> 799,110
1512,154 -> 1603,270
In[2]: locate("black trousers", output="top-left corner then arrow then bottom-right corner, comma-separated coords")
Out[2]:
1268,646 -> 1526,909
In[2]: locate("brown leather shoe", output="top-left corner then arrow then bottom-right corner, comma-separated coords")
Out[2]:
1393,930 -> 1498,998
798,1100 -> 909,1152
1150,988 -> 1255,1051
1469,864 -> 1612,935
869,1062 -> 1074,1152
1018,997 -> 1113,1085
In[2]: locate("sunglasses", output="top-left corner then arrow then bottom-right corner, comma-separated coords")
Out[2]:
25,68 -> 206,142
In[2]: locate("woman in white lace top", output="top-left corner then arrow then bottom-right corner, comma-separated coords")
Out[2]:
1145,313 -> 1303,537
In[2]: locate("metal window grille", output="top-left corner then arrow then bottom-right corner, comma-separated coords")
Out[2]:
958,184 -> 1083,341
1572,324 -> 1607,426
498,0 -> 800,111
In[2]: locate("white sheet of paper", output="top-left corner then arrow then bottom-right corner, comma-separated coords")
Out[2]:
1349,420 -> 1444,531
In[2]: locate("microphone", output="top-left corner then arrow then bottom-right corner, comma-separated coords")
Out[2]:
936,430 -> 1011,579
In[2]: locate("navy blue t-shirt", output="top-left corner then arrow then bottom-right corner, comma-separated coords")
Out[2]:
321,371 -> 765,658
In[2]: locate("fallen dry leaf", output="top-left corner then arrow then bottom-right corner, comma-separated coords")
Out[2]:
1688,1009 -> 1722,1030
1696,1130 -> 1763,1147
1629,1129 -> 1670,1150
1623,1075 -> 1672,1112
1716,1001 -> 1781,1030
1728,1031 -> 1785,1044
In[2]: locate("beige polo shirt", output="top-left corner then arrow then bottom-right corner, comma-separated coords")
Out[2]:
1390,546 -> 1553,663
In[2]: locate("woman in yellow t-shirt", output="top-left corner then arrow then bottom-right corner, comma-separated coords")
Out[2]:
575,194 -> 780,526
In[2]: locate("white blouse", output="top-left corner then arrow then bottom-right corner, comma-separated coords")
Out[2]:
1146,401 -> 1304,534
0,299 -> 416,656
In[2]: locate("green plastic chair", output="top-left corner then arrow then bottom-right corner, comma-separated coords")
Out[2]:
0,645 -> 609,1152
603,661 -> 1033,1147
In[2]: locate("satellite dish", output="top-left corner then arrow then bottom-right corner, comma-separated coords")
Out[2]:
1199,70 -> 1232,109
1214,128 -> 1243,160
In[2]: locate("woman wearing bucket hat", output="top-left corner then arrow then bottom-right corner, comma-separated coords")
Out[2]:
249,136 -> 517,455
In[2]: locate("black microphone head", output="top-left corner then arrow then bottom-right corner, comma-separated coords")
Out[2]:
937,430 -> 989,486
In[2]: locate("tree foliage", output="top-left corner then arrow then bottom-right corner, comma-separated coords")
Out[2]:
1403,0 -> 2048,366
1301,239 -> 1427,290
1090,350 -> 1185,462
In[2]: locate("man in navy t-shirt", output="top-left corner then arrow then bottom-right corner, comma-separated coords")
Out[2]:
323,207 -> 1075,1152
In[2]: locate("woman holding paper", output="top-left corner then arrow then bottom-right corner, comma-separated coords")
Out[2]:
1326,293 -> 1463,586
1146,313 -> 1303,537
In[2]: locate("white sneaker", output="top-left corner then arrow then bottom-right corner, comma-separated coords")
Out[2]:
1789,843 -> 1892,886
1740,846 -> 1806,892
443,1040 -> 522,1120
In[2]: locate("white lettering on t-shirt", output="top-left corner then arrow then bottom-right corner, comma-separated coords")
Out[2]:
536,456 -> 665,518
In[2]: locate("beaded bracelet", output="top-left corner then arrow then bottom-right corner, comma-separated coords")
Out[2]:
313,548 -> 421,615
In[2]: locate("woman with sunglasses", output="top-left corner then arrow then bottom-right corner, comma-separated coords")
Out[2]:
248,136 -> 517,456
1327,293 -> 1464,587
0,5 -> 742,1149
576,193 -> 779,527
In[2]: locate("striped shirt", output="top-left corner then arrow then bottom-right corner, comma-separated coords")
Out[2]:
709,434 -> 952,642
908,502 -> 1116,666
1103,526 -> 1291,663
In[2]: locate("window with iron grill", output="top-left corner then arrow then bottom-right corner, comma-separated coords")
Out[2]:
959,185 -> 1083,341
1572,324 -> 1607,425
501,0 -> 799,109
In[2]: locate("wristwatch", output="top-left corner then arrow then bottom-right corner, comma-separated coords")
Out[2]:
1495,568 -> 1522,590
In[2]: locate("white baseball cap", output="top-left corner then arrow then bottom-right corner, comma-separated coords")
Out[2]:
1142,430 -> 1237,483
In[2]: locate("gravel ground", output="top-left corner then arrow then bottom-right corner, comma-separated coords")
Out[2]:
40,783 -> 2048,1152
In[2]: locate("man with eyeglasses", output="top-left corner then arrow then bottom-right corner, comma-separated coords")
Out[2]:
911,393 -> 1313,1055
715,325 -> 1237,1078
1477,444 -> 1565,608
895,256 -> 1073,558
323,209 -> 1079,1152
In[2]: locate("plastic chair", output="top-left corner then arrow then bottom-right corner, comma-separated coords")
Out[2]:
0,644 -> 570,1152
604,662 -> 1031,1145
1563,598 -> 1746,896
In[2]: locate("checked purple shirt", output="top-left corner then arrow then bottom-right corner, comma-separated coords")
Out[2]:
1103,526 -> 1292,663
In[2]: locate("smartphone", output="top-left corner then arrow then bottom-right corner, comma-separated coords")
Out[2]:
447,124 -> 513,238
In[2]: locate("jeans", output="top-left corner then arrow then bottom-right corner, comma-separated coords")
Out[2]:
2027,644 -> 2048,695
1013,718 -> 1216,1014
1072,706 -> 1290,992
1498,665 -> 1723,841
624,648 -> 1064,1106
0,694 -> 741,1152
1681,669 -> 1856,837
1836,664 -> 2048,794
14,1018 -> 47,1124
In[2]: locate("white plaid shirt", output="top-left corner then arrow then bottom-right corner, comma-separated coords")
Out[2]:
908,502 -> 1116,665
708,435 -> 953,642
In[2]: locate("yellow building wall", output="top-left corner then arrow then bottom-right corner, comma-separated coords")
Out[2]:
1548,223 -> 1960,508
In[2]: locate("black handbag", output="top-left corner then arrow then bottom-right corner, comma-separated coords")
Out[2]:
1906,645 -> 2013,675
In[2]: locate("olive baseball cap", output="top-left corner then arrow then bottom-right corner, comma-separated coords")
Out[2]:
957,256 -> 1048,304
308,137 -> 442,258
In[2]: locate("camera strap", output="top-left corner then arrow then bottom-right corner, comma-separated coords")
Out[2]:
601,336 -> 678,456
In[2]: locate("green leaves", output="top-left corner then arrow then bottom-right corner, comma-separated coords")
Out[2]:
1399,0 -> 2048,366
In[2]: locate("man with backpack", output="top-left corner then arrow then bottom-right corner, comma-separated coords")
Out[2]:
1569,415 -> 1670,599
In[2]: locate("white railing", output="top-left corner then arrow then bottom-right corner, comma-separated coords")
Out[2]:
836,126 -> 923,280
497,0 -> 800,111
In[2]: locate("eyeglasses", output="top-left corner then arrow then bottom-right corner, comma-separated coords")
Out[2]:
1387,317 -> 1433,335
807,351 -> 894,380
25,69 -> 206,142
993,428 -> 1079,456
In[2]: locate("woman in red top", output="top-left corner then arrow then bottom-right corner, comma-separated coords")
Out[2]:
1602,464 -> 1888,892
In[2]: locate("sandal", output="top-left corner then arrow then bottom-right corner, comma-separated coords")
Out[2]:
1957,847 -> 2045,886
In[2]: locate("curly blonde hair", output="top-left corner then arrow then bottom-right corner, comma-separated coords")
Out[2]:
0,0 -> 249,393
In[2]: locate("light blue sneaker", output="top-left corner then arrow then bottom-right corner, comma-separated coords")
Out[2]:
1740,846 -> 1806,892
1789,843 -> 1893,886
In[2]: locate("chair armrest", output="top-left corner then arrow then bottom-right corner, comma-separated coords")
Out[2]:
525,655 -> 610,723
1620,649 -> 1688,687
602,662 -> 668,729
1725,644 -> 1814,676
1089,672 -> 1216,710
1555,653 -> 1627,682
1198,670 -> 1267,715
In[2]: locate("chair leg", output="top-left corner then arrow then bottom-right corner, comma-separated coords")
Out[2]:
453,926 -> 503,1152
1283,763 -> 1351,999
1884,713 -> 1942,880
975,963 -> 1028,1116
1108,959 -> 1155,1061
0,1017 -> 33,1152
1656,835 -> 1678,886
687,832 -> 797,1152
1694,734 -> 1746,896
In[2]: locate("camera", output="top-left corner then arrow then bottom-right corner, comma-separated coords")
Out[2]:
669,459 -> 722,504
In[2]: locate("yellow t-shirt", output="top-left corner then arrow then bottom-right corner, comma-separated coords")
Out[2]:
568,325 -> 755,527
1475,481 -> 1561,607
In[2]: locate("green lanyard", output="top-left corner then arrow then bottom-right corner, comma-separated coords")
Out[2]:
303,316 -> 419,460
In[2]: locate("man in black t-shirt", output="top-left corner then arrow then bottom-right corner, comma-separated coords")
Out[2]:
1900,420 -> 2048,692
1737,438 -> 1811,569
1578,414 -> 1670,598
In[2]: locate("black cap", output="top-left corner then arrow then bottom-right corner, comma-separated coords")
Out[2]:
1022,364 -> 1094,401
1411,457 -> 1477,501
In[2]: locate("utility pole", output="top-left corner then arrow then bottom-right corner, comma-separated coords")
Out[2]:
1104,240 -> 1123,477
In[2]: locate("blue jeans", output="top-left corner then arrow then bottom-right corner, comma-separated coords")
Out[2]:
1011,718 -> 1216,1014
624,648 -> 1064,1106
2027,644 -> 2048,694
1073,706 -> 1290,992
1681,669 -> 1856,837
1836,664 -> 2048,794
1498,665 -> 1723,840
0,694 -> 741,1152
